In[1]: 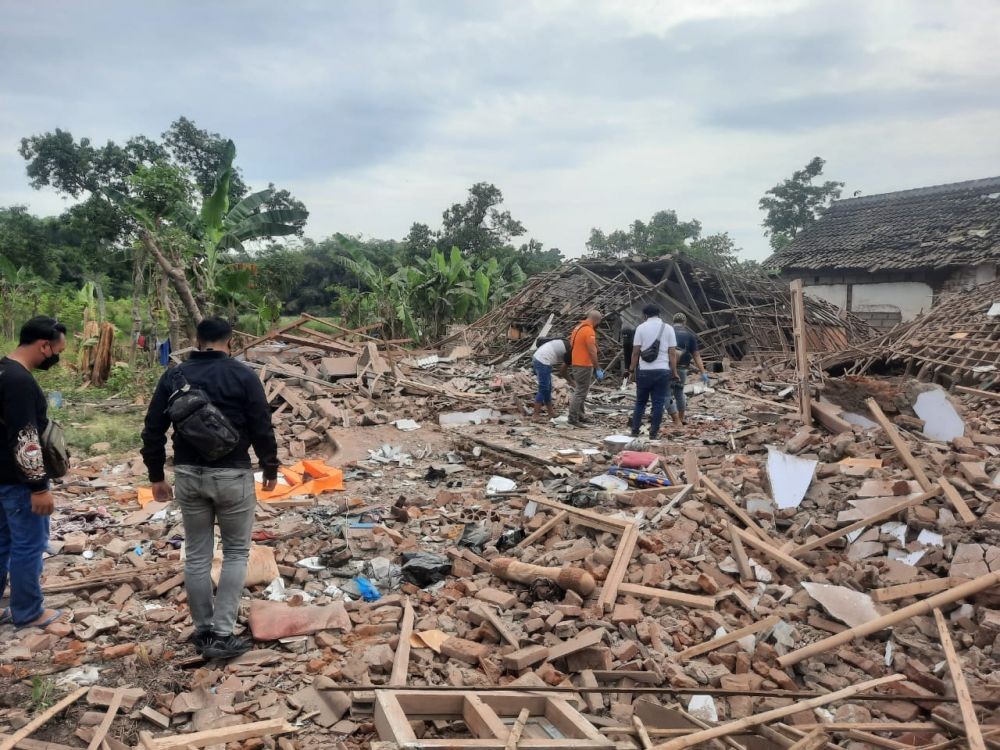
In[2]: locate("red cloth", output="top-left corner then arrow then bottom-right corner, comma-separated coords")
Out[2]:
614,451 -> 661,469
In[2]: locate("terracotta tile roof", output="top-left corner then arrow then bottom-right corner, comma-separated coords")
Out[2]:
764,176 -> 1000,273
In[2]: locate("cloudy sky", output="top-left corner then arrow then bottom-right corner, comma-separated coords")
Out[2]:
2,0 -> 999,260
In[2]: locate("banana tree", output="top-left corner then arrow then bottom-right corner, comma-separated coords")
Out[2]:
200,140 -> 308,297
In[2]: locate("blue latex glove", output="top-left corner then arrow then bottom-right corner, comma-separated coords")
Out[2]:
701,372 -> 710,384
595,368 -> 606,381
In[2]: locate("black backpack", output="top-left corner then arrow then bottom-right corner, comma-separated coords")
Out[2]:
165,370 -> 240,460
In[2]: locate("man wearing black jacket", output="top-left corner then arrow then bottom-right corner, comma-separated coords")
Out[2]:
141,317 -> 279,659
0,316 -> 67,628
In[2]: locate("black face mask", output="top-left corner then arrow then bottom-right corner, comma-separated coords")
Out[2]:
38,353 -> 60,371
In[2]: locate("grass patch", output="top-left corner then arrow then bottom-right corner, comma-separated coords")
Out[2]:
57,407 -> 146,457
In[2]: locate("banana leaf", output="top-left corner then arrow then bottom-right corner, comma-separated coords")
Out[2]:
225,188 -> 274,226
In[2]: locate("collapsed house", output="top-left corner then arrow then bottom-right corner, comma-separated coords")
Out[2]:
824,276 -> 1000,387
438,254 -> 874,369
766,176 -> 1000,332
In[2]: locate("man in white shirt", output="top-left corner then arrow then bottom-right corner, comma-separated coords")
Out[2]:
531,338 -> 566,421
626,305 -> 678,440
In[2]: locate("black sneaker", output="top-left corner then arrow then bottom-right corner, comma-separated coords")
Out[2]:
187,627 -> 213,654
201,633 -> 252,660
630,430 -> 640,438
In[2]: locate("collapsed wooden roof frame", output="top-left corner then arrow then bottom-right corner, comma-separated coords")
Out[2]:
438,254 -> 873,369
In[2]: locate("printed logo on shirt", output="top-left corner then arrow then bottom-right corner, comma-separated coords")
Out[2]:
16,425 -> 46,480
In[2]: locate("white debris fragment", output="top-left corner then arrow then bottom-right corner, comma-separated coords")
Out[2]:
687,695 -> 718,723
766,446 -> 817,510
802,582 -> 881,628
914,388 -> 965,442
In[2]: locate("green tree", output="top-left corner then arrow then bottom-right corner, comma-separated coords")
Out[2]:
688,232 -> 740,265
759,157 -> 844,250
586,210 -> 702,258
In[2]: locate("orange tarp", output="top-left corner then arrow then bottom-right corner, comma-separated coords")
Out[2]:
256,460 -> 344,501
138,461 -> 345,504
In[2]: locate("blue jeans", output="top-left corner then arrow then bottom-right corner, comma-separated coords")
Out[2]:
668,367 -> 688,416
533,360 -> 553,404
0,484 -> 49,625
631,369 -> 671,438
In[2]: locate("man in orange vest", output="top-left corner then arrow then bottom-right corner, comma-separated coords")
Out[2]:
568,310 -> 604,426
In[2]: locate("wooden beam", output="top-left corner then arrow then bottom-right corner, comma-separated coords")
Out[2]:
790,486 -> 941,557
810,401 -> 852,434
728,524 -> 753,581
788,729 -> 828,750
529,495 -> 630,533
939,477 -> 977,524
866,398 -> 933,490
632,716 -> 654,750
144,720 -> 295,750
700,475 -> 776,545
727,523 -> 809,575
715,387 -> 798,413
85,689 -> 122,750
390,598 -> 415,686
514,511 -> 569,550
234,316 -> 309,357
934,608 -> 987,750
617,583 -> 715,610
598,523 -> 638,612
778,570 -> 1000,668
954,385 -> 1000,401
872,577 -> 960,603
790,280 -> 812,425
675,615 -> 779,661
505,708 -> 531,750
0,687 -> 88,750
649,675 -> 905,750
683,450 -> 700,485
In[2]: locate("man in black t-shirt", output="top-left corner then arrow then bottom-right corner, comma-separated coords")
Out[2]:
0,316 -> 67,628
668,313 -> 709,426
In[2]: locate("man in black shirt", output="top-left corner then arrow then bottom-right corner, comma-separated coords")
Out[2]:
0,316 -> 67,627
141,317 -> 278,659
668,313 -> 709,426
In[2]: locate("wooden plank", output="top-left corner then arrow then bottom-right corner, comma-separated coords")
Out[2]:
778,570 -> 1000,668
939,477 -> 977,524
598,523 -> 638,613
933,608 -> 987,750
788,729 -> 827,750
578,671 -> 603,713
866,398 -> 933,491
617,583 -> 715,610
872,577 -> 960,603
390,598 -> 415,686
146,720 -> 295,750
472,605 -> 519,647
675,615 -> 780,662
790,486 -> 941,557
649,675 -> 905,750
700,476 -> 776,545
0,687 -> 88,750
790,279 -> 811,425
529,495 -> 630,532
514,511 -> 569,551
811,401 -> 852,435
683,450 -> 700,485
505,708 -> 530,750
728,524 -> 753,581
85,690 -> 122,750
545,628 -> 606,662
632,716 -> 654,750
715,387 -> 798,412
727,523 -> 809,575
955,385 -> 1000,401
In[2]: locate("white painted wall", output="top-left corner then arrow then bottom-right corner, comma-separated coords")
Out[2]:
803,280 -> 933,321
852,281 -> 933,320
803,284 -> 848,309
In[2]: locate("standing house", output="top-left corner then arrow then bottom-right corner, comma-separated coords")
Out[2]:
765,177 -> 1000,331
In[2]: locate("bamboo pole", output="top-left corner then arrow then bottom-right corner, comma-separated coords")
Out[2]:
0,687 -> 88,750
650,675 -> 905,750
778,570 -> 1000,668
933,608 -> 987,750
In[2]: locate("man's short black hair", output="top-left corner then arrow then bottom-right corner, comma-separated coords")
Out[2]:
19,316 -> 67,346
196,316 -> 233,344
641,304 -> 660,318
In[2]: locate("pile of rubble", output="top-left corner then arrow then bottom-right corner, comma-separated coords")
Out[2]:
3,345 -> 1000,749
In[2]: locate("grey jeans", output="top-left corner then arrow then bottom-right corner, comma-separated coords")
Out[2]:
569,366 -> 594,422
175,466 -> 256,636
